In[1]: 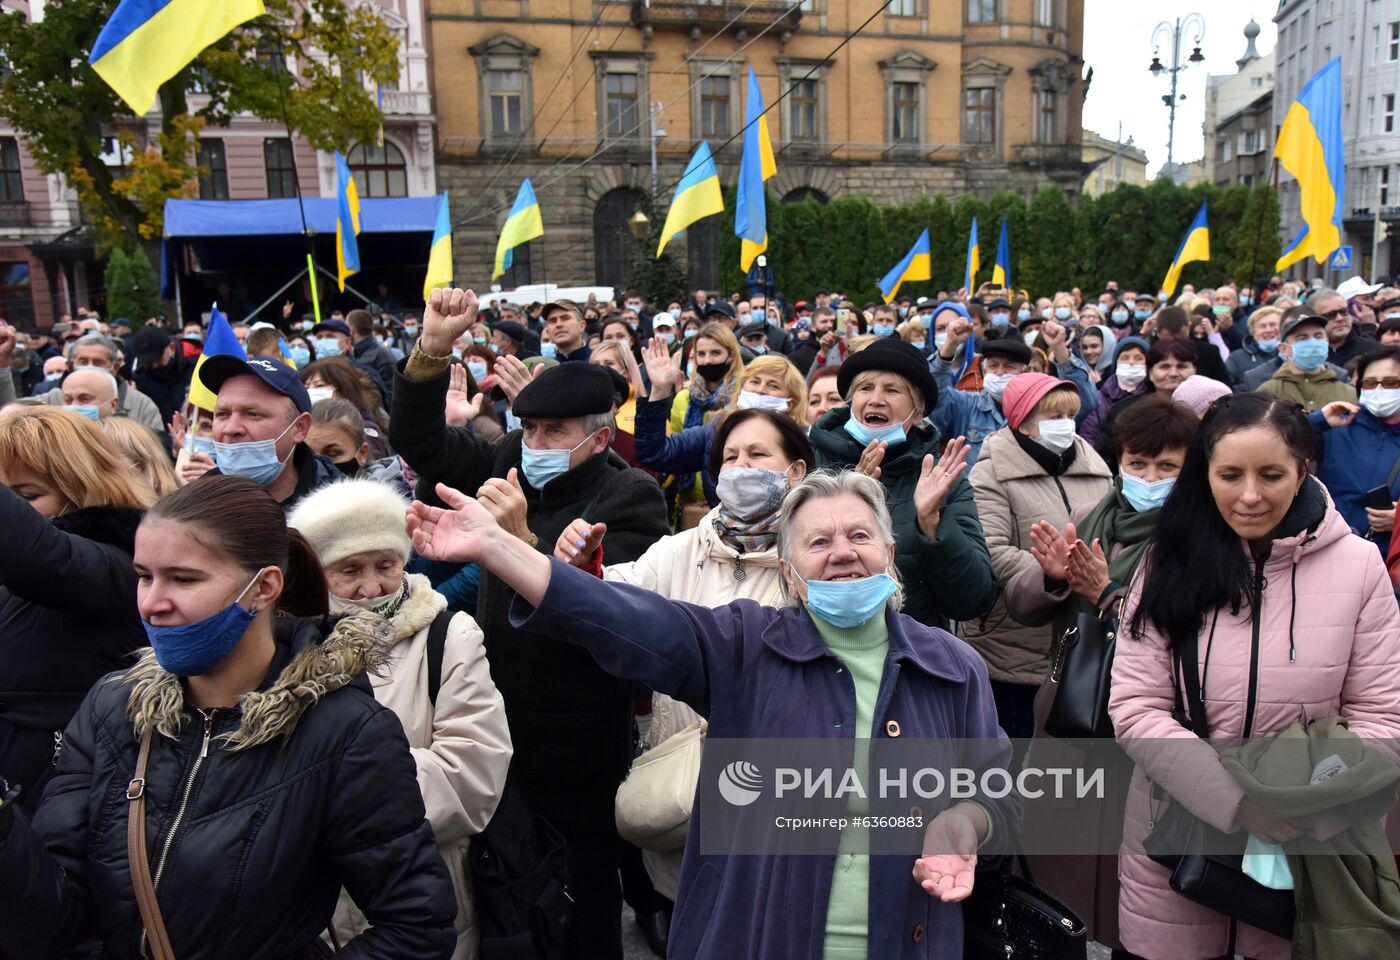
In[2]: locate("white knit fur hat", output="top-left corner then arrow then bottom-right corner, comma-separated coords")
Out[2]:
287,478 -> 412,567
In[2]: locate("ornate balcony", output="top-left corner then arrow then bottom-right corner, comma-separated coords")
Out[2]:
378,89 -> 432,117
630,0 -> 802,36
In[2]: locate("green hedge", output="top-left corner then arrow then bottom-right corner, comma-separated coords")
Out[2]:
713,180 -> 1282,303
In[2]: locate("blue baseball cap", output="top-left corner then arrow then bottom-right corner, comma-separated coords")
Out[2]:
198,354 -> 313,414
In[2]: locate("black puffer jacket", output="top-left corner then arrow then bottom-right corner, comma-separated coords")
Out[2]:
0,614 -> 457,960
0,487 -> 145,813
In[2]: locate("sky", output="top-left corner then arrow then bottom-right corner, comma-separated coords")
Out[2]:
1081,0 -> 1280,177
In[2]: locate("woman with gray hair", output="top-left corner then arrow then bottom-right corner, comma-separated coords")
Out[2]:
408,467 -> 1016,960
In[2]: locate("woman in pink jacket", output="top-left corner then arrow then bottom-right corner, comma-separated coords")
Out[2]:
1109,392 -> 1400,960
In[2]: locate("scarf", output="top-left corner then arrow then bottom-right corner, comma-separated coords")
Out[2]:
685,373 -> 737,429
1012,427 -> 1079,477
712,507 -> 781,556
1076,478 -> 1159,599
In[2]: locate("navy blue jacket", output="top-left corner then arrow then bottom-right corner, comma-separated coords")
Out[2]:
1310,408 -> 1400,554
633,396 -> 720,505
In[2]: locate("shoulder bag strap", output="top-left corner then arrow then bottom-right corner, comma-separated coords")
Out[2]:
1174,624 -> 1210,739
127,731 -> 176,960
425,610 -> 454,708
1387,447 -> 1400,493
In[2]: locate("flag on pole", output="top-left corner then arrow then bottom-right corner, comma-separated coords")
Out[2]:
964,218 -> 980,292
1274,57 -> 1344,272
423,193 -> 453,301
992,218 -> 1012,289
335,152 -> 362,292
493,179 -> 544,281
735,67 -> 777,272
878,229 -> 932,304
1161,202 -> 1211,299
658,143 -> 724,257
89,0 -> 266,115
187,307 -> 247,412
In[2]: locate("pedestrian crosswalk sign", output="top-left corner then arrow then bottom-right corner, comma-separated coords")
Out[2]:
1329,246 -> 1353,270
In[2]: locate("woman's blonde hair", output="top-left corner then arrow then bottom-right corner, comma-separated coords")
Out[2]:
691,322 -> 744,387
1033,384 -> 1082,420
590,339 -> 646,399
98,417 -> 179,497
845,369 -> 927,420
0,406 -> 155,509
1247,305 -> 1283,334
897,320 -> 924,342
730,354 -> 809,423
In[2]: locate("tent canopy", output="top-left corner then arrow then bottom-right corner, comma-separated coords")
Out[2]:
163,196 -> 444,238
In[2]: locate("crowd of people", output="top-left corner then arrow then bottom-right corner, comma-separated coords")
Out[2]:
0,270 -> 1397,960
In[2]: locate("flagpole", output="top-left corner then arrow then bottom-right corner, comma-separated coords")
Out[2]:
272,28 -> 321,325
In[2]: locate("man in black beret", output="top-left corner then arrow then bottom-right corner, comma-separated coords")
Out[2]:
389,287 -> 668,960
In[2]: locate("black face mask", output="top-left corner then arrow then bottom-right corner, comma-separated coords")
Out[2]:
333,458 -> 360,478
696,362 -> 730,383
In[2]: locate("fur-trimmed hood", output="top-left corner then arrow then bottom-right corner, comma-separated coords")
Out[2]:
388,573 -> 448,641
122,610 -> 394,749
51,504 -> 143,554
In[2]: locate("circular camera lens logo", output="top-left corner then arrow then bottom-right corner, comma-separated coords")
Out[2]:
717,760 -> 764,806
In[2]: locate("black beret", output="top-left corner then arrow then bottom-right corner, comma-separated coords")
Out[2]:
836,338 -> 939,412
512,362 -> 616,418
492,320 -> 527,344
980,337 -> 1033,365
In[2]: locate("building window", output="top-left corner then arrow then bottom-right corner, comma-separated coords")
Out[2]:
347,142 -> 408,198
1034,0 -> 1056,27
0,138 -> 22,203
889,0 -> 915,17
0,261 -> 32,329
604,73 -> 640,139
699,75 -> 730,139
1033,89 -> 1058,143
1239,130 -> 1258,154
488,70 -> 524,136
500,240 -> 532,289
964,87 -> 996,144
195,139 -> 228,200
967,0 -> 996,24
892,82 -> 919,142
1386,94 -> 1396,134
1390,22 -> 1400,62
1383,167 -> 1392,206
1220,137 -> 1233,162
1250,76 -> 1264,88
263,138 -> 297,199
687,216 -> 720,291
789,78 -> 819,142
594,187 -> 646,288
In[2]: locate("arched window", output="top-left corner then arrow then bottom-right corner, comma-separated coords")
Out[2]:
593,188 -> 646,288
347,142 -> 408,198
782,187 -> 829,204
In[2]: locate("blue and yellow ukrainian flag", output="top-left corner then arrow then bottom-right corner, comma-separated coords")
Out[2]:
493,179 -> 544,281
1161,201 -> 1210,299
992,218 -> 1011,289
658,143 -> 724,257
187,307 -> 247,412
735,67 -> 777,272
89,0 -> 266,115
879,229 -> 932,304
335,152 -> 362,292
423,193 -> 453,301
964,218 -> 980,292
1275,57 -> 1344,272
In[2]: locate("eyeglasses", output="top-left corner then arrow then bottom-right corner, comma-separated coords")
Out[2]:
1359,378 -> 1400,390
1319,308 -> 1349,319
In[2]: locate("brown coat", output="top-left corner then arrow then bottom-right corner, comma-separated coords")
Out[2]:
963,427 -> 1113,685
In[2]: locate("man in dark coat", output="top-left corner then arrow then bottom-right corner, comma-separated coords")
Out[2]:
129,324 -> 193,427
391,288 -> 669,960
348,308 -> 398,405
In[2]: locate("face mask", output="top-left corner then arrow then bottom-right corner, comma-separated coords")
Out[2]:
65,404 -> 100,420
143,570 -> 264,676
404,325 -> 419,336
748,344 -> 767,355
332,457 -> 360,478
286,345 -> 310,368
1054,307 -> 1072,321
1288,338 -> 1329,371
1255,337 -> 1281,353
697,361 -> 730,383
1040,307 -> 1053,320
1005,310 -> 1025,325
910,339 -> 926,351
1111,309 -> 1129,323
212,419 -> 297,486
1361,388 -> 1400,419
684,328 -> 698,340
843,411 -> 911,447
185,433 -> 217,458
306,386 -> 334,405
669,308 -> 681,320
873,323 -> 895,337
984,371 -> 1015,400
1134,309 -> 1152,321
797,569 -> 897,628
316,338 -> 343,358
737,390 -> 789,413
1239,296 -> 1253,307
473,336 -> 487,345
1384,312 -> 1400,322
1211,305 -> 1231,317
1033,417 -> 1076,453
488,342 -> 500,354
716,465 -> 790,521
1120,473 -> 1175,513
451,347 -> 463,360
520,429 -> 598,489
328,579 -> 407,617
655,330 -> 674,346
540,342 -> 558,359
467,360 -> 489,381
933,332 -> 949,351
1024,331 -> 1039,346
1116,362 -> 1146,388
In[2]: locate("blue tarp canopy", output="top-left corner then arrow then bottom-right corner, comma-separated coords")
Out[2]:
163,196 -> 443,238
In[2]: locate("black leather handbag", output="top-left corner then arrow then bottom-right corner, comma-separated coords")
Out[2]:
962,856 -> 1087,960
1043,599 -> 1123,740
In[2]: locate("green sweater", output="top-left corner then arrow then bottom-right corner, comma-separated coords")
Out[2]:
810,608 -> 891,960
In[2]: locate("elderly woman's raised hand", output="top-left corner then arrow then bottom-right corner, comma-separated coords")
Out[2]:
1028,520 -> 1074,582
914,437 -> 970,539
913,802 -> 984,902
854,439 -> 887,480
553,517 -> 608,568
407,483 -> 501,563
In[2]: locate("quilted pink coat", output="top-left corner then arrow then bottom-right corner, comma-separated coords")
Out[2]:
1109,487 -> 1400,960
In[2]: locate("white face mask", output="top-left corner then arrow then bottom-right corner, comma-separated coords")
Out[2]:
1024,331 -> 1039,346
1116,362 -> 1146,388
1361,387 -> 1400,419
736,390 -> 790,413
1034,417 -> 1076,453
984,371 -> 1015,400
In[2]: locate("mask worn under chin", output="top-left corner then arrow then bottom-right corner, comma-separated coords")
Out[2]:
520,430 -> 598,490
797,569 -> 897,628
983,372 -> 1015,401
212,419 -> 298,486
1120,473 -> 1175,512
716,465 -> 790,521
142,570 -> 265,676
328,579 -> 408,618
1033,418 -> 1076,453
1361,387 -> 1400,419
843,411 -> 911,446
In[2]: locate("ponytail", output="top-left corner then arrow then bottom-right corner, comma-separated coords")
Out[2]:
279,529 -> 330,619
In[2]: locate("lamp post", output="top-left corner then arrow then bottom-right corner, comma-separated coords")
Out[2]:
1149,13 -> 1206,167
649,101 -> 668,200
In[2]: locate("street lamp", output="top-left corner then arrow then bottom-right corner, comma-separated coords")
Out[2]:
628,209 -> 650,240
649,101 -> 667,200
1148,13 -> 1206,167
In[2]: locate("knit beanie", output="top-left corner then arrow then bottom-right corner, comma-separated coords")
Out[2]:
1002,372 -> 1071,430
1171,374 -> 1232,417
287,478 -> 412,566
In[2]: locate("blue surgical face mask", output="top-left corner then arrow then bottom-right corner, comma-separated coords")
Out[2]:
684,328 -> 698,340
1255,337 -> 1281,353
660,331 -> 676,346
404,325 -> 419,336
797,568 -> 897,628
1120,473 -> 1175,513
934,332 -> 949,351
1014,309 -> 1031,324
185,433 -> 217,458
873,323 -> 895,337
451,347 -> 463,360
1134,308 -> 1153,321
473,336 -> 487,345
911,339 -> 926,351
286,345 -> 311,368
1111,309 -> 1129,323
467,360 -> 489,381
1054,306 -> 1072,320
540,342 -> 558,359
65,404 -> 100,420
212,419 -> 297,486
1289,337 -> 1329,371
843,411 -> 911,447
990,311 -> 1010,328
142,570 -> 265,676
670,308 -> 681,320
1239,296 -> 1253,307
520,429 -> 598,490
316,337 -> 343,358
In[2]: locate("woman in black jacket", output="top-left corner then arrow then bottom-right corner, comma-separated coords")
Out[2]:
0,406 -> 155,813
0,475 -> 456,960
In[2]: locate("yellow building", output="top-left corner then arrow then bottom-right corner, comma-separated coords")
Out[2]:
1081,128 -> 1148,196
429,0 -> 1090,290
